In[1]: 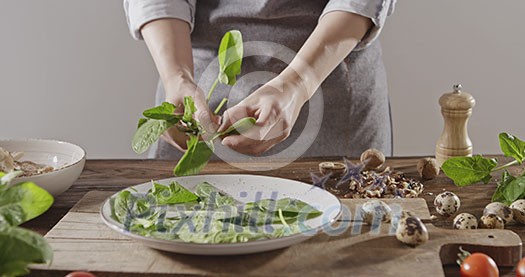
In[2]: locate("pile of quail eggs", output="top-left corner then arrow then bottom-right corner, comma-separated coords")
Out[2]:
433,191 -> 525,229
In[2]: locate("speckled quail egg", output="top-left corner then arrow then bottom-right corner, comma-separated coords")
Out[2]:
483,202 -> 513,224
480,214 -> 505,229
453,213 -> 478,230
360,200 -> 392,225
395,215 -> 428,246
510,199 -> 525,224
434,191 -> 460,217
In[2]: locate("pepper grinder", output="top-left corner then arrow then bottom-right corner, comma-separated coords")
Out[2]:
435,84 -> 476,166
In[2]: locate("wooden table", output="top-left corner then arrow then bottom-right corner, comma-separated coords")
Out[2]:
24,157 -> 525,276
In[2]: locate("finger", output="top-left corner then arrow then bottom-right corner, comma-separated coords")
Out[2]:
161,126 -> 188,152
222,133 -> 285,155
218,105 -> 252,133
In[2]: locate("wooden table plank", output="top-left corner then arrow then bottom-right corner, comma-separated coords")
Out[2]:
23,157 -> 525,276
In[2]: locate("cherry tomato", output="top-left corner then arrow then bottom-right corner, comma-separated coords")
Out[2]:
516,257 -> 525,277
65,272 -> 96,277
460,253 -> 499,277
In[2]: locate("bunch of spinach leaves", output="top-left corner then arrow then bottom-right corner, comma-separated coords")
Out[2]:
110,181 -> 321,243
132,30 -> 256,176
0,171 -> 54,276
442,132 -> 525,204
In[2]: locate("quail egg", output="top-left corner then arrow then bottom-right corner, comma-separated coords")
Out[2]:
395,215 -> 429,246
480,214 -> 505,229
434,191 -> 460,217
510,199 -> 525,224
360,199 -> 392,225
483,202 -> 513,224
452,213 -> 478,230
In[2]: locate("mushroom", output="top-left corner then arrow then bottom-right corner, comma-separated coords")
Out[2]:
417,158 -> 440,180
359,199 -> 392,225
483,202 -> 513,224
360,148 -> 385,170
318,161 -> 346,178
480,214 -> 505,229
434,191 -> 460,217
510,199 -> 525,224
453,213 -> 478,230
395,215 -> 429,246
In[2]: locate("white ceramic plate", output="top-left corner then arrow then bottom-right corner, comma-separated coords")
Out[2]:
100,174 -> 342,255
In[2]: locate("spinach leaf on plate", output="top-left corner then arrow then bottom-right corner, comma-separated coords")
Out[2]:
194,182 -> 238,208
148,181 -> 199,205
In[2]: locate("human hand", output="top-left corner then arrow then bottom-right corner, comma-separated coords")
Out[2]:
161,78 -> 220,151
219,76 -> 309,155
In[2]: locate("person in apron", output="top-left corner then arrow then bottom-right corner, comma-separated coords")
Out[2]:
124,0 -> 395,164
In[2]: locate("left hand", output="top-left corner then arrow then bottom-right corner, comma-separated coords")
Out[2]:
219,76 -> 308,155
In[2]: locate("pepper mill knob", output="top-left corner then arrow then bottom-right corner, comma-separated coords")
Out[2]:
435,84 -> 476,166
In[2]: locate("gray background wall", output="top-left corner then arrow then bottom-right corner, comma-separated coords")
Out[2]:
1,1 -> 524,158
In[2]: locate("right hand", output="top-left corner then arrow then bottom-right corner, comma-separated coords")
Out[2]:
161,77 -> 220,151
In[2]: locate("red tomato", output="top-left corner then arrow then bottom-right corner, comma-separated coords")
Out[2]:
460,253 -> 499,277
517,257 -> 525,277
65,272 -> 96,277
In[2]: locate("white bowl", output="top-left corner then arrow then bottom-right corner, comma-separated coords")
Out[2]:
0,139 -> 86,197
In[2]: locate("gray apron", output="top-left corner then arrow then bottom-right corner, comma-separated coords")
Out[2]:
152,0 -> 392,160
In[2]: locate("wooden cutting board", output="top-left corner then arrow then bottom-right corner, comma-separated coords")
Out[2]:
33,191 -> 522,276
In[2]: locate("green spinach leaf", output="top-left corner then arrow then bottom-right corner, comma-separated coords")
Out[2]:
131,119 -> 172,154
499,132 -> 525,164
143,102 -> 179,122
0,182 -> 54,226
217,30 -> 243,86
174,137 -> 214,176
194,182 -> 238,208
441,155 -> 498,186
214,117 -> 256,139
148,181 -> 198,205
0,224 -> 53,276
492,170 -> 514,203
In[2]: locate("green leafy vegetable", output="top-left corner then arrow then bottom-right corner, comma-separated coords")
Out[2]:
0,173 -> 54,276
132,119 -> 172,154
174,137 -> 214,176
149,181 -> 198,205
194,182 -> 238,208
441,155 -> 497,186
442,133 -> 525,204
217,30 -> 243,86
110,181 -> 322,244
143,102 -> 179,122
132,30 -> 246,175
215,117 -> 257,139
499,132 -> 525,164
0,224 -> 53,276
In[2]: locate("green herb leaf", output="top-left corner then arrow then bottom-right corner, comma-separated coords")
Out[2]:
441,155 -> 498,186
503,177 -> 525,204
499,132 -> 525,164
194,182 -> 239,208
492,170 -> 514,203
131,119 -> 172,154
182,96 -> 197,123
0,182 -> 54,226
0,224 -> 53,276
173,137 -> 214,176
215,117 -> 256,139
143,102 -> 179,121
217,30 -> 243,86
149,181 -> 198,205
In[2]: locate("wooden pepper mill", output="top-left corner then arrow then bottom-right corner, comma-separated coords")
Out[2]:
435,84 -> 476,166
